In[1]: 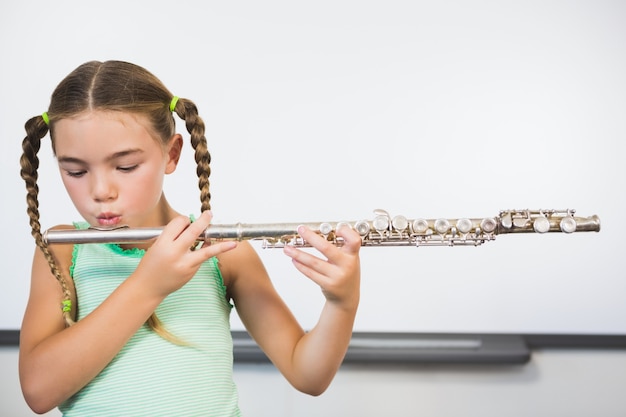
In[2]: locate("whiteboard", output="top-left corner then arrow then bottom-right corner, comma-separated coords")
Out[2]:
1,1 -> 624,335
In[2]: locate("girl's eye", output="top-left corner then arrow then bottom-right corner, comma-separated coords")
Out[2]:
65,170 -> 86,178
118,165 -> 138,173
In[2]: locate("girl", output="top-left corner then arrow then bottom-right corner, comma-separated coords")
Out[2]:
19,60 -> 361,416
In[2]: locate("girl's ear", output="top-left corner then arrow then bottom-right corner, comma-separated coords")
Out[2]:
165,134 -> 183,174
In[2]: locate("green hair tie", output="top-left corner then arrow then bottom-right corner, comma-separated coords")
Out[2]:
42,112 -> 50,126
169,96 -> 179,112
62,299 -> 72,313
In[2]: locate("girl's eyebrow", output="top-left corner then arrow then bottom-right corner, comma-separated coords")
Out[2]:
57,149 -> 144,164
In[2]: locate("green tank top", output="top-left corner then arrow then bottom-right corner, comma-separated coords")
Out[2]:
59,223 -> 241,416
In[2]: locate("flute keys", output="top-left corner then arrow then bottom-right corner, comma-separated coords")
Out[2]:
392,215 -> 408,232
456,218 -> 472,234
500,212 -> 513,229
480,217 -> 497,233
434,218 -> 451,234
560,216 -> 577,233
318,222 -> 333,235
412,219 -> 430,234
373,214 -> 390,232
533,216 -> 551,233
354,220 -> 371,236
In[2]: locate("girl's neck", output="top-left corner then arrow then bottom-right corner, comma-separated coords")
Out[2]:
154,194 -> 182,225
119,194 -> 182,251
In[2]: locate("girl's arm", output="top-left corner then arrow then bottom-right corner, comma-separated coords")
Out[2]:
226,225 -> 361,395
19,213 -> 236,413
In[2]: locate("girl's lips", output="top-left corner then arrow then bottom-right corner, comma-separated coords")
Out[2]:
97,214 -> 122,227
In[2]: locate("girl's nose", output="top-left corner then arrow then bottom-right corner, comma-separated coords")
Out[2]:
91,174 -> 117,202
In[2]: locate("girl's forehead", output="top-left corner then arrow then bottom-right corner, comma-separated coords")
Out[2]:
53,111 -> 162,154
55,111 -> 154,140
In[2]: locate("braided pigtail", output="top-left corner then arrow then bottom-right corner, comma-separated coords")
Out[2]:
141,97 -> 209,346
171,98 -> 212,212
20,115 -> 75,326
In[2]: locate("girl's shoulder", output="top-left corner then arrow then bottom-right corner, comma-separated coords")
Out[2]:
217,241 -> 270,301
216,240 -> 268,290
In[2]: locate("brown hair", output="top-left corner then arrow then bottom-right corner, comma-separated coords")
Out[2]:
20,60 -> 211,340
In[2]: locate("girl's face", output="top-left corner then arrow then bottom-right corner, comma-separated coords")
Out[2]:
53,111 -> 181,228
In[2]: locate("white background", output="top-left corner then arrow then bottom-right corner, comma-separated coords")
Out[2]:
1,0 -> 624,334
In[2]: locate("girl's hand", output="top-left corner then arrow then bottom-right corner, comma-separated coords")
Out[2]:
283,225 -> 361,312
135,211 -> 237,298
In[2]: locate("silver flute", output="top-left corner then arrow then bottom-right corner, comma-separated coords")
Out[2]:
43,209 -> 600,248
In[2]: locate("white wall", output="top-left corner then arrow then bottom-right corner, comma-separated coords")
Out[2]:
2,0 -> 626,336
3,346 -> 626,416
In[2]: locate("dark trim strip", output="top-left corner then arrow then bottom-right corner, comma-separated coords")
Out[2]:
0,330 -> 18,346
3,330 -> 626,364
234,332 -> 532,364
523,333 -> 626,349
